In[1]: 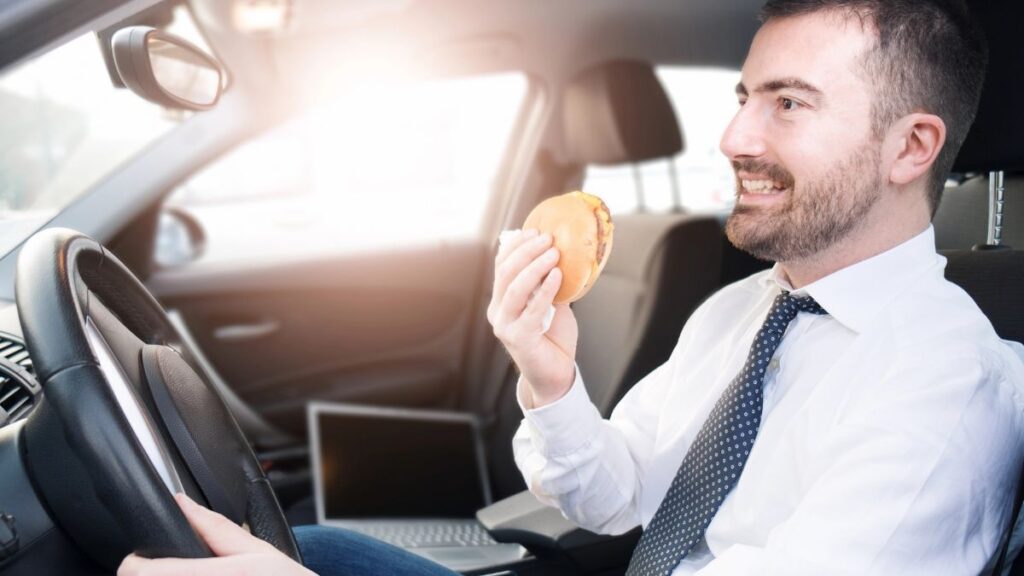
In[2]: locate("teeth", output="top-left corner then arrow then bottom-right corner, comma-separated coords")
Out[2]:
741,179 -> 785,194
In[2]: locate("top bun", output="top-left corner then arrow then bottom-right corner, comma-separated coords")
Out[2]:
522,191 -> 614,304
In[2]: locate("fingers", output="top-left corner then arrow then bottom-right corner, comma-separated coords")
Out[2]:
489,232 -> 553,326
119,554 -> 221,576
175,493 -> 274,556
495,228 -> 537,268
499,246 -> 559,324
118,553 -> 295,576
118,495 -> 314,576
520,268 -> 561,328
493,232 -> 552,306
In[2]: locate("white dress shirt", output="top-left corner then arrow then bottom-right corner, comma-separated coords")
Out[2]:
513,226 -> 1024,575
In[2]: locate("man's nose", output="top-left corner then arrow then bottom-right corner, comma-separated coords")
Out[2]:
720,104 -> 767,161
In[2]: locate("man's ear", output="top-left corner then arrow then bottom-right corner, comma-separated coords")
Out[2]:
888,113 -> 946,186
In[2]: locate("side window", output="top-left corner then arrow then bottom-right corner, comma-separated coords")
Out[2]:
0,4 -> 205,258
583,67 -> 740,215
157,73 -> 526,266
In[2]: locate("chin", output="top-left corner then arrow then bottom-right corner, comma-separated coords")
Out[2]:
725,213 -> 794,262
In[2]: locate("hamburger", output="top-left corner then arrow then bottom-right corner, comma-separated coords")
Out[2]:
523,191 -> 614,304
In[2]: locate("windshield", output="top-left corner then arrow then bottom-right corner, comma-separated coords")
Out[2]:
0,6 -> 205,257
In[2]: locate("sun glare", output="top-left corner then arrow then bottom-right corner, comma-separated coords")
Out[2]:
169,73 -> 527,262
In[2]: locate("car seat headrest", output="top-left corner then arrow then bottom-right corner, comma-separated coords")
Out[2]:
562,60 -> 684,166
953,1 -> 1024,172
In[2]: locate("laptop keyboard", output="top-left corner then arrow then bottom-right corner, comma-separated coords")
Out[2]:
342,520 -> 500,548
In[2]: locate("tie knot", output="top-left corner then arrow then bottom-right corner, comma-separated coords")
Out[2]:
774,291 -> 827,318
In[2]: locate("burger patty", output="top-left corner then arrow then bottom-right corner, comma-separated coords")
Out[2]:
593,199 -> 612,265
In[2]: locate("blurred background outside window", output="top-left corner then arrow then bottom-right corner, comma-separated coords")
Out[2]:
583,67 -> 741,215
161,73 -> 526,265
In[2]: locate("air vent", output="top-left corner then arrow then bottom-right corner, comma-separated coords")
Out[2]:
0,338 -> 33,377
0,334 -> 39,425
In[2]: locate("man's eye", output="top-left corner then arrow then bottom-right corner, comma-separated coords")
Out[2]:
780,97 -> 800,111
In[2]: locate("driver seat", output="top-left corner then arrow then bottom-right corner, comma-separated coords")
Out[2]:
931,1 -> 1024,573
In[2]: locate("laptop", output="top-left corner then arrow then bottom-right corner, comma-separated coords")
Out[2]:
308,401 -> 527,572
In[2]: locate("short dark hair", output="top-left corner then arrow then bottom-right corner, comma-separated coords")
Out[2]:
759,0 -> 988,216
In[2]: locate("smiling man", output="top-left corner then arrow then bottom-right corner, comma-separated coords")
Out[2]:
497,1 -> 1024,575
121,1 -> 1024,575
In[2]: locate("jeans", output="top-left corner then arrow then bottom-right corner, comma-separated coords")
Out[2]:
294,525 -> 460,576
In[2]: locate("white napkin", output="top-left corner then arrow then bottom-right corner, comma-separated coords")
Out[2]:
499,230 -> 556,334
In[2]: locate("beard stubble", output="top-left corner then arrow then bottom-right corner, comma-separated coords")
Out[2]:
725,143 -> 884,263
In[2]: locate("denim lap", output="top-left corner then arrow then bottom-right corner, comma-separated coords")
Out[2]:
293,525 -> 460,576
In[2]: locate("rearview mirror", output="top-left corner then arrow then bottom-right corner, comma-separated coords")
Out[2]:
111,26 -> 223,111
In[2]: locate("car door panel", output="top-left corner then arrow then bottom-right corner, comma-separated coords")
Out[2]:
147,241 -> 485,436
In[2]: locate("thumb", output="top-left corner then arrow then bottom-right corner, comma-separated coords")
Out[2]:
176,493 -> 273,556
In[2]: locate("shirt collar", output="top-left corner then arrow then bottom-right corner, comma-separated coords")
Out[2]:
756,226 -> 942,334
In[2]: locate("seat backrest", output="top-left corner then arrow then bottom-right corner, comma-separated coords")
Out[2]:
573,213 -> 724,414
942,247 -> 1024,349
939,245 -> 1024,576
936,175 -> 1024,576
936,1 -> 1024,568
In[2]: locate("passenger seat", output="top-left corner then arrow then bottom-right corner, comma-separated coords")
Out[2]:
574,213 -> 724,414
929,2 -> 1024,570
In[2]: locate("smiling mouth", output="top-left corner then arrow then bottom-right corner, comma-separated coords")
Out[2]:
739,179 -> 787,194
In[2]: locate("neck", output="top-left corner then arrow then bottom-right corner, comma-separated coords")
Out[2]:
779,201 -> 930,289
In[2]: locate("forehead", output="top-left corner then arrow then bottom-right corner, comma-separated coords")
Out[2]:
742,11 -> 876,97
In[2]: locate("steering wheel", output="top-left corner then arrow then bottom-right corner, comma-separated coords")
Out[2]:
14,228 -> 300,569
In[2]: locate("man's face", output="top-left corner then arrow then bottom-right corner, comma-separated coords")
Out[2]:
720,12 -> 885,263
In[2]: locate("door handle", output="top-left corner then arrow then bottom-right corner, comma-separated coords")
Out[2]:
213,320 -> 281,342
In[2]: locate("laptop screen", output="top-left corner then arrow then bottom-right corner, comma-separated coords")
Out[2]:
309,402 -> 491,521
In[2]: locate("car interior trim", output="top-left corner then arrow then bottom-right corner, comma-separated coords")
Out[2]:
85,317 -> 184,495
165,310 -> 292,449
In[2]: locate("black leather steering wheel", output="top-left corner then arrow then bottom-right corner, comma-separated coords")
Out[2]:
14,228 -> 300,569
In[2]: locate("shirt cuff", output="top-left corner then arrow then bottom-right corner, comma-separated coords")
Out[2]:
517,365 -> 604,457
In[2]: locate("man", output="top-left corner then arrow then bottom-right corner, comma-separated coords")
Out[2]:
499,0 -> 1024,574
120,1 -> 1024,575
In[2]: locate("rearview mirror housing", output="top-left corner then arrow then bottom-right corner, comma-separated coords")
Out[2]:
111,26 -> 223,111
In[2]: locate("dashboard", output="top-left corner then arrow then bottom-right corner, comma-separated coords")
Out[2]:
0,300 -> 83,574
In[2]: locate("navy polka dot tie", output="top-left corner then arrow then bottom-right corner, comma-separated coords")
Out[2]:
626,291 -> 827,576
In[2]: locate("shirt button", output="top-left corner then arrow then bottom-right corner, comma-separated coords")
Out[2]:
768,358 -> 780,370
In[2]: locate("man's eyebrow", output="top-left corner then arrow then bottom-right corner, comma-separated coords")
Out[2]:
735,78 -> 824,99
